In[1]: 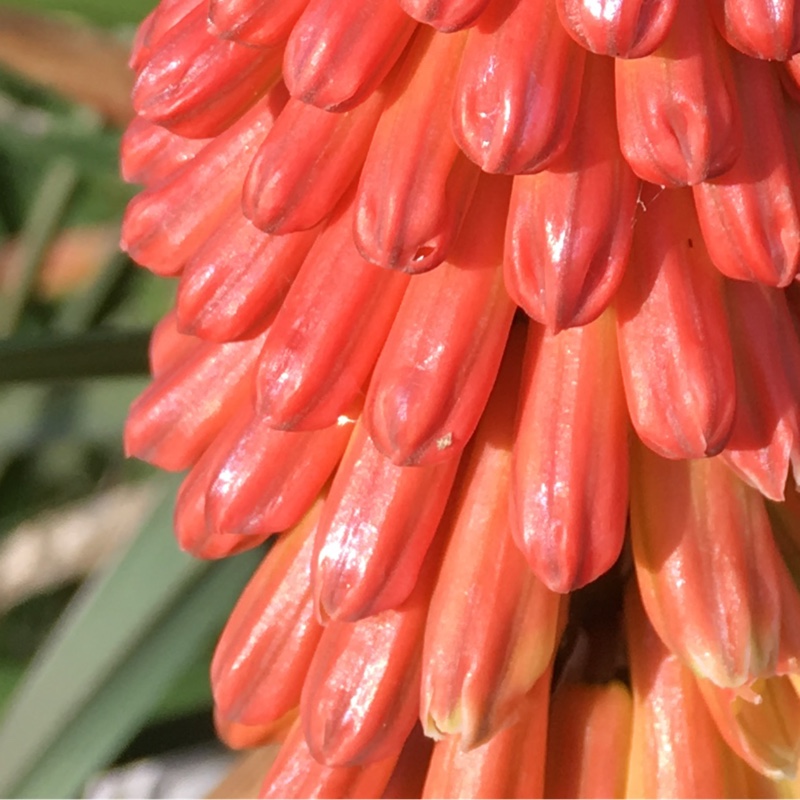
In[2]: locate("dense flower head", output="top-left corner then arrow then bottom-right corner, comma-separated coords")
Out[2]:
122,0 -> 800,795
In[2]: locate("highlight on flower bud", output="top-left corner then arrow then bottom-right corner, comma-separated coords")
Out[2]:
207,0 -> 308,48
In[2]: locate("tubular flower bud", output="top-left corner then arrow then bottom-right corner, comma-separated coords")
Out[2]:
615,185 -> 737,460
504,56 -> 638,331
693,52 -> 800,287
255,191 -> 409,432
709,0 -> 800,60
212,499 -> 325,727
556,0 -> 679,58
452,0 -> 585,175
364,175 -> 515,466
511,309 -> 629,593
243,92 -> 384,235
132,4 -> 283,138
544,681 -> 633,798
625,583 -> 756,798
283,0 -> 417,112
698,676 -> 800,780
176,208 -> 319,343
630,445 -> 800,688
119,1 -> 800,795
312,420 -> 459,622
259,719 -> 399,799
615,0 -> 742,187
421,326 -> 561,748
208,0 -> 309,48
421,664 -> 552,799
354,27 -> 479,272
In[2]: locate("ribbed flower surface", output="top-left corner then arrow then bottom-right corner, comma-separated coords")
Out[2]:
122,0 -> 800,795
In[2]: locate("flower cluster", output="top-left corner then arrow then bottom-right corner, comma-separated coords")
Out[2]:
122,0 -> 800,795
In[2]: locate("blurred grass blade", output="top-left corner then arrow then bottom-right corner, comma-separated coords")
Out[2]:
0,158 -> 78,337
0,329 -> 151,382
0,473 -> 203,796
0,0 -> 156,28
7,549 -> 262,798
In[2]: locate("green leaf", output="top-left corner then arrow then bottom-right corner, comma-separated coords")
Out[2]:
0,473 -> 202,796
0,0 -> 156,28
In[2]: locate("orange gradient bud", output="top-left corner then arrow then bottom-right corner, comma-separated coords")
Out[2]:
312,420 -> 459,622
205,413 -> 354,536
504,56 -> 638,331
176,209 -> 318,343
243,92 -> 384,235
120,116 -> 209,187
630,446 -> 800,687
625,583 -> 753,798
208,0 -> 308,47
125,332 -> 266,471
129,0 -> 200,73
259,719 -> 399,799
255,192 -> 409,431
615,0 -> 741,187
422,664 -> 552,799
721,280 -> 800,501
211,499 -> 324,726
453,0 -> 585,175
421,325 -> 561,747
364,175 -> 515,466
693,53 -> 800,287
354,27 -> 479,272
511,310 -> 629,593
544,682 -> 633,798
709,0 -> 800,60
698,677 -> 800,780
132,4 -> 282,138
615,186 -> 737,459
214,707 -> 296,750
301,544 -> 439,766
283,0 -> 417,112
556,0 -> 679,57
121,82 -> 288,276
147,310 -> 197,377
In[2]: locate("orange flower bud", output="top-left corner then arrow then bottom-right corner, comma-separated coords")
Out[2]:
121,82 -> 288,276
205,413 -> 354,536
545,681 -> 633,798
176,208 -> 318,342
615,186 -> 736,459
511,310 -> 629,592
255,192 -> 409,431
722,280 -> 800,501
208,0 -> 308,47
421,325 -> 561,747
422,664 -> 552,799
242,92 -> 384,235
174,404 -> 271,559
120,116 -> 209,187
630,446 -> 800,687
214,707 -> 296,750
693,53 -> 800,287
399,0 -> 490,31
125,332 -> 266,471
625,582 -> 754,797
453,0 -> 585,175
301,544 -> 438,766
354,27 -> 479,272
364,175 -> 514,466
698,677 -> 800,780
312,420 -> 459,622
128,0 -> 200,73
211,498 -> 325,726
259,719 -> 398,799
556,0 -> 679,57
615,0 -> 741,187
504,56 -> 638,331
283,0 -> 417,112
709,0 -> 800,60
147,310 -> 197,377
132,4 -> 282,138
